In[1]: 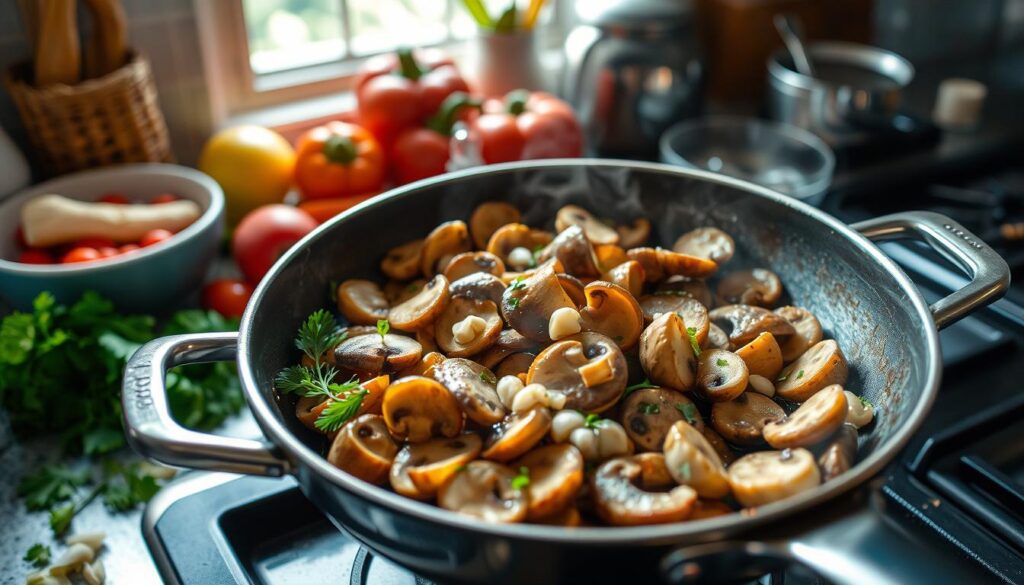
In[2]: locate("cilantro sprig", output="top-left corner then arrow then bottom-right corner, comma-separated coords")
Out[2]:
511,466 -> 530,490
686,326 -> 701,357
23,544 -> 50,567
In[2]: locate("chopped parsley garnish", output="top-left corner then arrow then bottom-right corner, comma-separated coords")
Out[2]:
511,466 -> 530,490
677,462 -> 692,482
686,326 -> 701,357
624,378 -> 657,396
507,297 -> 521,309
479,370 -> 496,384
584,413 -> 601,429
859,396 -> 873,409
796,369 -> 804,379
676,402 -> 698,425
776,372 -> 789,382
17,465 -> 88,511
637,402 -> 660,414
508,277 -> 527,291
23,544 -> 50,567
376,319 -> 390,342
716,358 -> 729,367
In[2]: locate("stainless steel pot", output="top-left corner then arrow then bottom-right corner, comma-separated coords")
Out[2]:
122,160 -> 1008,584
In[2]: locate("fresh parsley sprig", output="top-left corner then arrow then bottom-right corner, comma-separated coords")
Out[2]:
23,544 -> 50,567
511,466 -> 530,490
686,326 -> 701,357
624,378 -> 657,396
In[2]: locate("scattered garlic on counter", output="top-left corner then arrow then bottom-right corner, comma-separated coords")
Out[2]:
66,532 -> 106,553
497,375 -> 525,409
26,573 -> 69,585
845,390 -> 874,428
48,544 -> 94,577
548,307 -> 582,341
452,315 -> 487,344
82,559 -> 105,585
507,246 -> 534,270
748,374 -> 776,397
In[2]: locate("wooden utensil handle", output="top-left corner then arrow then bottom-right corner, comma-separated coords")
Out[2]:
33,0 -> 80,86
82,0 -> 128,78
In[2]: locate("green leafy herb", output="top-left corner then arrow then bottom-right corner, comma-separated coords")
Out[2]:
531,244 -> 546,266
329,280 -> 340,303
508,277 -> 527,291
624,378 -> 657,396
776,373 -> 789,382
376,319 -> 390,342
677,462 -> 692,482
796,369 -> 805,379
716,358 -> 729,367
686,326 -> 701,357
508,297 -> 521,310
653,289 -> 691,297
676,403 -> 698,425
511,466 -> 530,490
17,465 -> 88,511
101,461 -> 162,512
637,402 -> 660,414
23,543 -> 50,567
49,481 -> 103,537
859,396 -> 873,408
584,413 -> 601,429
479,370 -> 496,384
316,389 -> 369,432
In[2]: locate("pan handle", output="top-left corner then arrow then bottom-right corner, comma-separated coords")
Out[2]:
122,332 -> 292,476
852,211 -> 1010,329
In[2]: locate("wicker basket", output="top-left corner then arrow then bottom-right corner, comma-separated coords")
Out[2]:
5,52 -> 173,177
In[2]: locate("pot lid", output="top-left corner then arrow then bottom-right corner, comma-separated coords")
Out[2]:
575,0 -> 693,29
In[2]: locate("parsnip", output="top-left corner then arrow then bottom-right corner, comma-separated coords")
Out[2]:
21,194 -> 201,246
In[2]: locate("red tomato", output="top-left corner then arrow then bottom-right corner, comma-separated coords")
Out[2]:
150,193 -> 178,204
75,237 -> 117,249
14,225 -> 27,247
391,128 -> 451,184
119,244 -> 141,254
62,247 -> 102,264
202,278 -> 254,318
97,246 -> 120,258
232,205 -> 318,282
474,113 -> 527,164
99,193 -> 130,204
140,229 -> 174,247
18,249 -> 54,264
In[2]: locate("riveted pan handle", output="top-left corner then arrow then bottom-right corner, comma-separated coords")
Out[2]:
853,211 -> 1010,329
122,332 -> 292,476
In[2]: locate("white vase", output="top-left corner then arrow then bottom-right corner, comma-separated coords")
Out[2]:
465,31 -> 548,99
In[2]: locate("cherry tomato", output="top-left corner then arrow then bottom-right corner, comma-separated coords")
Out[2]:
140,229 -> 174,247
99,193 -> 130,205
232,204 -> 318,282
391,127 -> 450,184
119,244 -> 141,254
202,278 -> 254,318
62,247 -> 102,264
97,246 -> 120,258
18,249 -> 54,264
75,237 -> 117,249
150,193 -> 178,204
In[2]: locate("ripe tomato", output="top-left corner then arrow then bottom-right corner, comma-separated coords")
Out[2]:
233,204 -> 318,282
140,229 -> 174,247
18,249 -> 54,264
62,247 -> 102,264
150,193 -> 178,204
75,237 -> 117,249
202,278 -> 254,318
99,193 -> 130,204
97,246 -> 120,258
14,225 -> 27,247
119,244 -> 141,254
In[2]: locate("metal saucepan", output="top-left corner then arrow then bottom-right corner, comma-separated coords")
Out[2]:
122,160 -> 1007,584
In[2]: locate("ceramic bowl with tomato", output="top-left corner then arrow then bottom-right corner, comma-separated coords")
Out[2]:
0,164 -> 224,312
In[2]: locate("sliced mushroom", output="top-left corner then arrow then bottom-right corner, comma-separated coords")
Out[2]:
628,247 -> 717,281
443,251 -> 505,282
534,505 -> 583,527
395,351 -> 446,378
734,331 -> 783,380
486,223 -> 553,266
501,259 -> 577,342
388,274 -> 449,331
470,202 -> 521,248
727,448 -> 821,507
296,374 -> 389,432
336,279 -> 389,325
696,349 -> 748,402
817,423 -> 859,481
380,239 -> 424,281
334,334 -> 422,376
705,324 -> 730,350
621,387 -> 703,452
433,358 -> 506,425
663,421 -> 730,499
709,304 -> 795,347
655,276 -> 714,308
638,294 -> 710,345
416,327 -> 439,353
775,340 -> 848,402
579,281 -> 645,349
617,218 -> 651,248
764,384 -> 848,449
527,332 -> 627,413
593,453 -> 697,526
482,407 -> 552,462
555,205 -> 619,245
474,328 -> 538,369
690,499 -> 734,520
434,297 -> 503,357
638,312 -> 697,392
701,427 -> 735,466
710,392 -> 785,446
495,352 -> 535,378
438,460 -> 527,523
421,220 -> 472,277
537,224 -> 601,278
595,244 -> 629,271
774,306 -> 824,362
672,227 -> 735,264
384,278 -> 427,305
717,269 -> 783,307
326,414 -> 397,484
557,273 -> 587,307
390,433 -> 483,498
381,376 -> 463,442
449,272 -> 506,306
514,443 -> 585,520
604,260 -> 645,298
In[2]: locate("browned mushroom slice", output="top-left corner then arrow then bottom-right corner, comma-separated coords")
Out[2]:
334,334 -> 422,376
474,329 -> 538,369
764,384 -> 848,449
486,223 -> 553,266
672,227 -> 735,264
638,294 -> 710,345
593,453 -> 697,526
817,423 -> 859,481
514,443 -> 585,520
734,332 -> 783,380
709,304 -> 796,347
416,328 -> 439,353
481,407 -> 553,462
627,247 -> 718,281
501,259 -> 577,342
663,421 -> 730,499
438,460 -> 527,523
434,297 -> 503,358
443,251 -> 506,282
557,273 -> 587,307
717,269 -> 784,307
389,433 -> 483,498
326,414 -> 397,484
470,201 -> 521,249
381,376 -> 463,443
383,278 -> 427,305
381,239 -> 424,281
617,218 -> 651,249
774,306 -> 824,362
336,279 -> 389,325
595,244 -> 629,271
727,448 -> 821,507
604,260 -> 645,298
433,358 -> 506,425
388,274 -> 449,331
579,281 -> 645,350
555,205 -> 619,245
655,276 -> 714,308
775,340 -> 848,402
537,225 -> 601,278
705,324 -> 730,350
421,220 -> 472,277
621,387 -> 702,452
395,351 -> 446,378
710,392 -> 785,446
527,332 -> 627,413
638,312 -> 697,392
495,352 -> 535,378
696,349 -> 749,402
690,499 -> 734,520
449,272 -> 506,306
701,427 -> 735,466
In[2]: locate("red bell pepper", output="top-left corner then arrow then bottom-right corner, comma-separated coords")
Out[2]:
474,91 -> 583,164
391,92 -> 481,185
356,48 -> 469,148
